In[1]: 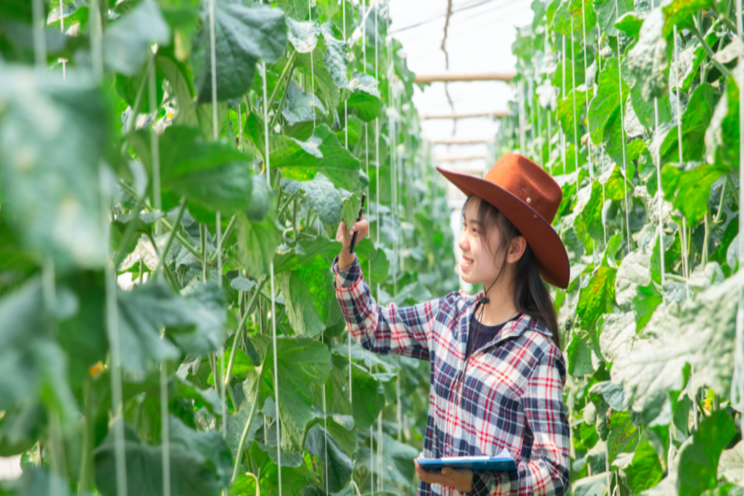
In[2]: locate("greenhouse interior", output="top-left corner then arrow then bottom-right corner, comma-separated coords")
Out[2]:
0,0 -> 743,494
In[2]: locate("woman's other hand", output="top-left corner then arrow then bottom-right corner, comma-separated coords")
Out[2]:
336,215 -> 369,270
414,459 -> 473,493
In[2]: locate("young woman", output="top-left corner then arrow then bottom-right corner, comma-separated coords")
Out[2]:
332,153 -> 570,496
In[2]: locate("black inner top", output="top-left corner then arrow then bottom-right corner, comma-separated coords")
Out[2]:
465,311 -> 522,360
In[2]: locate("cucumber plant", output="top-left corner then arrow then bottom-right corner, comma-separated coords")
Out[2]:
0,0 -> 457,495
504,0 -> 744,494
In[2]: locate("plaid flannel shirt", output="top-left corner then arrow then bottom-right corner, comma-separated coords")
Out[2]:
332,256 -> 570,496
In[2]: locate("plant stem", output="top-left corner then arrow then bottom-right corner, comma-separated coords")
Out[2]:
120,53 -> 154,155
153,197 -> 188,279
145,231 -> 180,291
230,366 -> 264,485
117,180 -> 202,259
691,17 -> 732,78
200,224 -> 209,282
269,64 -> 296,130
292,195 -> 299,241
714,179 -> 727,222
277,190 -> 303,220
224,276 -> 268,385
727,174 -> 740,208
210,214 -> 237,263
112,195 -> 145,270
266,51 -> 298,116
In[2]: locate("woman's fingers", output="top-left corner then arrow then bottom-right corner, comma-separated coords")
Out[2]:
413,460 -> 473,492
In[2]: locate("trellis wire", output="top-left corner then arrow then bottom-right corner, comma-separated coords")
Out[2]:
344,0 -> 349,149
561,35 -> 566,179
372,1 -> 381,489
613,0 -> 631,254
735,0 -> 744,478
570,36 -> 579,196
580,0 -> 592,178
258,0 -> 282,488
654,97 -> 666,300
672,26 -> 690,299
86,0 -> 127,493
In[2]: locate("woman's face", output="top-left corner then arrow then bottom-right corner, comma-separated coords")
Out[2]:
457,201 -> 503,285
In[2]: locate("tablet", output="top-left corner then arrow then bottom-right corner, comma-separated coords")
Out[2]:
417,449 -> 517,472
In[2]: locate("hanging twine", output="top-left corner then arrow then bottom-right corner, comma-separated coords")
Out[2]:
613,0 -> 631,254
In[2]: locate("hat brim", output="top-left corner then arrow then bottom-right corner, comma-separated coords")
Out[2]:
437,166 -> 570,289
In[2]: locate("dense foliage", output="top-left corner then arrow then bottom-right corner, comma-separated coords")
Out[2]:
0,0 -> 458,494
501,0 -> 744,493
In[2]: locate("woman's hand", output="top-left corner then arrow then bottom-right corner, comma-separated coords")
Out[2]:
336,215 -> 369,270
414,459 -> 473,493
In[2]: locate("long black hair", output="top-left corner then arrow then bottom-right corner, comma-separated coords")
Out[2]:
463,195 -> 560,347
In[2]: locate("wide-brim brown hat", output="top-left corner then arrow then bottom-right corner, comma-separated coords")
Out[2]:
437,152 -> 570,288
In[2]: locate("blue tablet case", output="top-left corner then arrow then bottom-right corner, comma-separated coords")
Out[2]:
417,449 -> 517,472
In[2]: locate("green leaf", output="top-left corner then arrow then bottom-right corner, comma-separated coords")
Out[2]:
577,266 -> 617,330
567,328 -> 599,376
659,83 -> 719,165
304,424 -> 353,492
614,251 -> 651,311
295,36 -> 341,111
318,22 -> 349,91
237,211 -> 281,279
169,282 -> 227,356
615,12 -> 645,38
346,72 -> 381,122
661,163 -> 727,224
677,410 -> 737,496
661,0 -> 714,36
273,237 -> 342,273
132,126 -> 257,216
322,353 -> 385,430
558,87 -> 593,143
578,181 -> 605,244
282,80 -> 327,126
271,124 -> 361,191
632,283 -> 662,332
593,0 -> 633,36
252,336 -> 332,452
357,433 -> 419,488
705,72 -> 741,170
630,78 -> 672,129
588,58 -> 628,145
626,9 -> 669,101
94,420 -> 227,496
286,18 -> 319,53
0,68 -> 107,270
282,174 -> 343,226
277,255 -> 335,337
607,411 -> 639,463
598,311 -> 635,364
625,440 -> 664,493
613,271 -> 743,422
103,0 -> 171,76
0,278 -> 78,425
192,3 -> 287,103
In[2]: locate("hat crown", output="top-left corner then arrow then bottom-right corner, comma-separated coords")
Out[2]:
483,153 -> 561,224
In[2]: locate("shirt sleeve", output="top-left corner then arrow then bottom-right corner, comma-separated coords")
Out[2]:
332,255 -> 444,361
467,349 -> 570,496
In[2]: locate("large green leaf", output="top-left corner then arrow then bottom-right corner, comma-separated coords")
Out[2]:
593,0 -> 633,35
0,278 -> 78,425
626,9 -> 669,101
558,87 -> 593,143
705,72 -> 740,170
0,68 -> 107,270
578,180 -> 604,244
191,3 -> 287,103
588,58 -> 628,146
103,0 -> 170,76
282,174 -> 343,226
251,336 -> 331,452
625,440 -> 664,493
117,281 -> 225,376
577,266 -> 617,330
304,424 -> 353,493
277,255 -> 336,337
612,271 -> 742,422
356,433 -> 418,488
676,410 -> 737,496
295,36 -> 341,111
94,419 -> 229,496
321,353 -> 386,431
658,83 -> 718,165
132,126 -> 257,216
606,411 -> 639,463
661,0 -> 714,36
271,124 -> 361,191
237,211 -> 281,278
282,81 -> 327,125
660,162 -> 727,224
345,72 -> 381,122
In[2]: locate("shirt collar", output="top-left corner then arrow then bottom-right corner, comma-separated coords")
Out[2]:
462,290 -> 554,345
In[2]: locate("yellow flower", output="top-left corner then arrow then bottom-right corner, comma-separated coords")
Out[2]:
89,361 -> 106,378
167,111 -> 174,119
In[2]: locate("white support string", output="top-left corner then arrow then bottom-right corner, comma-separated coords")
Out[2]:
59,0 -> 67,79
654,97 -> 666,299
343,0 -> 349,149
561,35 -> 566,177
614,0 -> 631,254
259,1 -> 282,490
570,37 -> 579,196
580,0 -> 592,178
372,4 -> 379,491
672,26 -> 690,299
